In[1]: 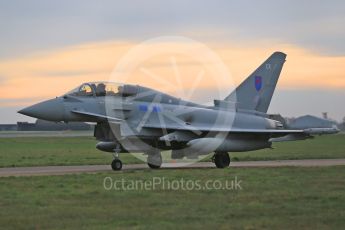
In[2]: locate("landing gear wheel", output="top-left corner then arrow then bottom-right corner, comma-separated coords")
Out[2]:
214,152 -> 230,168
147,154 -> 162,169
111,159 -> 123,171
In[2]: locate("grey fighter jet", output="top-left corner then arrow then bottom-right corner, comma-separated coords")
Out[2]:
18,52 -> 339,170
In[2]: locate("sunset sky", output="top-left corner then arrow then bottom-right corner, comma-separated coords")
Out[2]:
0,0 -> 345,123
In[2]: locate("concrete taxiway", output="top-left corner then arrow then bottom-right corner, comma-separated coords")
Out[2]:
0,159 -> 345,177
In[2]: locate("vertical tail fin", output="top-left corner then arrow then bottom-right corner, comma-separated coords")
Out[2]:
224,52 -> 286,113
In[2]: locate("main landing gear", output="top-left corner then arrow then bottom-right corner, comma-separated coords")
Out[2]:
147,152 -> 162,169
212,152 -> 230,168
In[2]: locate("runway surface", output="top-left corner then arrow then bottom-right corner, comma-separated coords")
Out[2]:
1,159 -> 345,177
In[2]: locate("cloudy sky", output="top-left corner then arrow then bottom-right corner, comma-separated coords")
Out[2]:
0,0 -> 345,123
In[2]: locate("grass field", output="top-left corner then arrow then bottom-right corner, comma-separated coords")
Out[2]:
0,166 -> 344,229
0,134 -> 344,167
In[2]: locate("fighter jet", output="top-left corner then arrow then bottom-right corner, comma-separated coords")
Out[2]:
18,52 -> 339,170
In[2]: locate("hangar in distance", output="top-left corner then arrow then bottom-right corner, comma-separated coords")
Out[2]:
19,52 -> 339,170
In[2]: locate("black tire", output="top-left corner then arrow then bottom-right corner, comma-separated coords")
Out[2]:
111,159 -> 123,171
147,154 -> 162,169
214,152 -> 230,168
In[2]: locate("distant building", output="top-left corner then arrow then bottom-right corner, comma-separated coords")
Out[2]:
17,122 -> 36,131
34,119 -> 92,131
288,115 -> 337,129
0,119 -> 93,131
0,124 -> 17,131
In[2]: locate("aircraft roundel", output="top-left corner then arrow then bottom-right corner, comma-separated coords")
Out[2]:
254,76 -> 262,91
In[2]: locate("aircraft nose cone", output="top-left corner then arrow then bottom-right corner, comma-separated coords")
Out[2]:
18,98 -> 64,121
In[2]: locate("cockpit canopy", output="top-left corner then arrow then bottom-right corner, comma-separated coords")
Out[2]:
64,82 -> 138,97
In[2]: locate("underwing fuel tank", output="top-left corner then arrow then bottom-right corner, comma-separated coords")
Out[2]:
96,142 -> 118,153
187,137 -> 271,153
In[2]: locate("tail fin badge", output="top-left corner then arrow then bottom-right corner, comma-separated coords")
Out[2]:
255,76 -> 262,91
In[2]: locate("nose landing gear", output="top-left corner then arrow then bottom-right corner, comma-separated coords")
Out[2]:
111,150 -> 122,171
111,158 -> 123,171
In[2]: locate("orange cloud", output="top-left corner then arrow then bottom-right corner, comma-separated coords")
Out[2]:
0,40 -> 344,107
